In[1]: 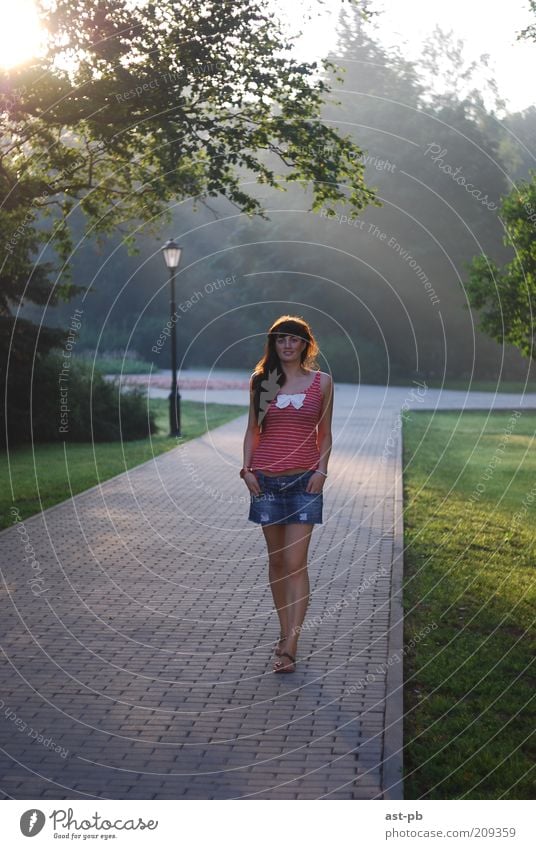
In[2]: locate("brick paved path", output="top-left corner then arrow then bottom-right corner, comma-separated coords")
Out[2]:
0,386 -> 535,799
1,380 -> 533,800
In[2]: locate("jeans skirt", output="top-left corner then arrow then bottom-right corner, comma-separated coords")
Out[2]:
248,469 -> 323,525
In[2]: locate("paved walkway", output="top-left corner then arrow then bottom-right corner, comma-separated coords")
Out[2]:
1,379 -> 535,800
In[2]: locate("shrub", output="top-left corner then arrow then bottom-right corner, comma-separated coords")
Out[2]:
3,350 -> 156,445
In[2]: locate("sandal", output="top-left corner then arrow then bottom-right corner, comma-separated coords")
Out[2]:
274,634 -> 286,656
273,651 -> 296,673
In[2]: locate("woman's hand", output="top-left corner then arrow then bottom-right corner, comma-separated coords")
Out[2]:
244,471 -> 262,496
305,472 -> 326,494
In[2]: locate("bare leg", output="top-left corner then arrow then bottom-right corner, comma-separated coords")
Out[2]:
275,523 -> 314,670
261,524 -> 288,645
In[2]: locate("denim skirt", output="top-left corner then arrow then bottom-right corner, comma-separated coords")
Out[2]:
248,469 -> 323,525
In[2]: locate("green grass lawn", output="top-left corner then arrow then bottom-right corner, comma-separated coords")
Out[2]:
76,355 -> 154,374
1,398 -> 248,530
402,409 -> 536,799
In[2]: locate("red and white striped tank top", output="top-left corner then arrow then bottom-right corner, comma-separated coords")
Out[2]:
251,370 -> 323,473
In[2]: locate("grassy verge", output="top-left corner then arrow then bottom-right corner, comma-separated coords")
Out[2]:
1,398 -> 248,530
402,409 -> 536,799
77,355 -> 154,374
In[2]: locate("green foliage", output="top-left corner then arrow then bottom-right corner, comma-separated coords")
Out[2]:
519,0 -> 536,41
1,0 -> 378,444
465,175 -> 536,359
1,0 -> 377,318
3,351 -> 156,445
76,355 -> 154,374
462,1 -> 536,362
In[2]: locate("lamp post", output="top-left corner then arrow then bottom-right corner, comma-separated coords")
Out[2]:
162,239 -> 183,437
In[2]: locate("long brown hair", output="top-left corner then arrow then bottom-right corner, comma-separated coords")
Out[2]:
251,315 -> 320,428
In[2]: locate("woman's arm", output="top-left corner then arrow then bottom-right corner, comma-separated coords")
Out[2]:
241,380 -> 262,494
316,372 -> 334,475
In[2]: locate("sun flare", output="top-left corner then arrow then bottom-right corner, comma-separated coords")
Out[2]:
0,0 -> 45,68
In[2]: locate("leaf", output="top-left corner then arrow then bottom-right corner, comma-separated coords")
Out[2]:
258,367 -> 281,425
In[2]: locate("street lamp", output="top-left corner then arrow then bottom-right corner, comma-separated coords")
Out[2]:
162,239 -> 183,437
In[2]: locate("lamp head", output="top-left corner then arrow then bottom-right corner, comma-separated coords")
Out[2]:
162,239 -> 182,270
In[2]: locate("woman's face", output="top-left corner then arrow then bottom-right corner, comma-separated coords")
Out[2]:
274,332 -> 307,363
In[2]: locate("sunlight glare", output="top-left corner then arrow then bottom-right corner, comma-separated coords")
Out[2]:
0,0 -> 45,68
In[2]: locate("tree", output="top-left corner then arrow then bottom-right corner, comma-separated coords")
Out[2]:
464,6 -> 536,362
1,0 -> 378,442
1,0 -> 377,352
51,0 -> 526,382
465,179 -> 536,359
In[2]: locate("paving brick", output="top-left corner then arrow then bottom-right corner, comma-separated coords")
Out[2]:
0,378 -> 446,800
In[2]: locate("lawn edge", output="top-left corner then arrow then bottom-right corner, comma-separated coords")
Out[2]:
381,411 -> 405,800
0,408 -> 248,539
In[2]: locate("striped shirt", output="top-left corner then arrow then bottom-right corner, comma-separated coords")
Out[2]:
251,370 -> 322,473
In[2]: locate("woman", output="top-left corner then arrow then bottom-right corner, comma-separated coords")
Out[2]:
240,315 -> 334,673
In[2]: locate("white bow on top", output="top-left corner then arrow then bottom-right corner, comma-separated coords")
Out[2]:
274,393 -> 306,409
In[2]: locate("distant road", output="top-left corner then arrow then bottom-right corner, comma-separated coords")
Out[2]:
114,368 -> 536,410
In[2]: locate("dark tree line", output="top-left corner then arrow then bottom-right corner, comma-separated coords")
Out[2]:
49,3 -> 536,384
0,0 -> 377,443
